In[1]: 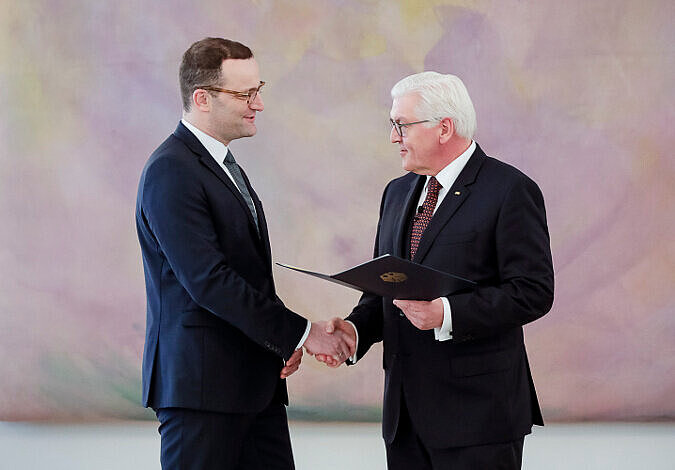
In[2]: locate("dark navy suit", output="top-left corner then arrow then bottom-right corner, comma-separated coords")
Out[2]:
347,145 -> 554,467
136,122 -> 307,468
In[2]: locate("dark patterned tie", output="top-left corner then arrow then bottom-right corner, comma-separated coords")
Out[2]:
410,176 -> 442,259
223,150 -> 260,236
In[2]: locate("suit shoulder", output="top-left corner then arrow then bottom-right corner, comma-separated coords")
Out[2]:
477,155 -> 547,214
143,135 -> 199,175
480,155 -> 541,190
139,134 -> 202,191
146,134 -> 196,167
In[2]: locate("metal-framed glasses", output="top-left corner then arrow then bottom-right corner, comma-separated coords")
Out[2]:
198,81 -> 265,104
390,118 -> 431,137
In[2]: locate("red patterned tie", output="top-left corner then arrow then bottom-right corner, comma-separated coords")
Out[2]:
410,176 -> 442,259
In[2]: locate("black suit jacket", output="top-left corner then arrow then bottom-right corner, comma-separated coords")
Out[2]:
136,122 -> 307,413
347,144 -> 554,448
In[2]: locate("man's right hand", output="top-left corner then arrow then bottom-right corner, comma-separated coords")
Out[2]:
303,321 -> 355,363
314,318 -> 357,368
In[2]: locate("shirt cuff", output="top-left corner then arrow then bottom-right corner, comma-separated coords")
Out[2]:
345,320 -> 359,363
295,320 -> 312,350
434,297 -> 453,341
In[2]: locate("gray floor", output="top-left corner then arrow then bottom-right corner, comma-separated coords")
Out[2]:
1,421 -> 674,469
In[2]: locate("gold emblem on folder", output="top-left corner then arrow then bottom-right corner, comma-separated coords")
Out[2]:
380,272 -> 408,283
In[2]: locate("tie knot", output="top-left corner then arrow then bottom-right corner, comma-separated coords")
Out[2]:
224,151 -> 236,164
428,176 -> 441,195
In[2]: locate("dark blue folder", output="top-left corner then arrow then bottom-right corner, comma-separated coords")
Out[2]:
277,254 -> 475,301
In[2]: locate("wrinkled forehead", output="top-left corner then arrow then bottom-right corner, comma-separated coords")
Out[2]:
390,92 -> 420,121
219,58 -> 261,89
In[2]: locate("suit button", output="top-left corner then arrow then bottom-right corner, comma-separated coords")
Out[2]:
399,312 -> 404,317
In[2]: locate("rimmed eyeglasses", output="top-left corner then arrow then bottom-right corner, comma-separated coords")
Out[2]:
198,81 -> 265,104
390,118 -> 431,137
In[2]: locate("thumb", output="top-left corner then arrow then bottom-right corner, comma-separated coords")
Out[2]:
325,319 -> 336,333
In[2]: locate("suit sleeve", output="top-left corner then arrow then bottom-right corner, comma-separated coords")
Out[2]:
141,156 -> 307,360
345,182 -> 392,360
449,174 -> 554,341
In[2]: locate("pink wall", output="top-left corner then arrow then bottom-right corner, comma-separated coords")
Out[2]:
0,0 -> 673,421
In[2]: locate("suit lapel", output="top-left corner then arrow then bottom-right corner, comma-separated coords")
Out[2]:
173,122 -> 261,236
412,146 -> 486,263
393,175 -> 426,258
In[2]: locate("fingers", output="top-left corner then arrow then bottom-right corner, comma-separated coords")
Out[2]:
327,349 -> 346,365
392,299 -> 411,313
324,328 -> 352,363
305,321 -> 355,365
316,353 -> 336,365
394,299 -> 421,327
334,331 -> 354,359
341,329 -> 357,356
392,298 -> 443,330
280,361 -> 299,378
303,322 -> 326,356
325,318 -> 338,334
394,300 -> 419,329
318,354 -> 341,368
280,348 -> 303,378
325,318 -> 357,356
287,348 -> 303,366
280,362 -> 299,378
315,351 -> 342,368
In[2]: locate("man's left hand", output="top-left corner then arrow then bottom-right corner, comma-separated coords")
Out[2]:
393,298 -> 444,330
280,348 -> 303,379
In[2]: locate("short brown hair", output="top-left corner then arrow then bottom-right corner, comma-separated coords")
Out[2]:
179,38 -> 253,112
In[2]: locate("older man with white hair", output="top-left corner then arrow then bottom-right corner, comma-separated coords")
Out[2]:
321,72 -> 554,469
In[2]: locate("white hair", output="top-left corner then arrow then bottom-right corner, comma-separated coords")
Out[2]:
391,71 -> 477,139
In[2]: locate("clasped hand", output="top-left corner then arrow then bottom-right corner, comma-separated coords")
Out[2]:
280,319 -> 356,378
308,297 -> 444,370
308,319 -> 357,368
283,297 -> 442,377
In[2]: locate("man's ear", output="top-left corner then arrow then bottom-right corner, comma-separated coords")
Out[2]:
192,89 -> 211,112
439,118 -> 454,144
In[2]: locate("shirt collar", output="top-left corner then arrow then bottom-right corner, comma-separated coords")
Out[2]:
427,140 -> 476,190
181,118 -> 229,163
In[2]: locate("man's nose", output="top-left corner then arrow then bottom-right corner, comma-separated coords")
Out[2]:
390,126 -> 401,143
250,94 -> 264,111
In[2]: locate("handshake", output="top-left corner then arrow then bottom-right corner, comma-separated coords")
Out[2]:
280,318 -> 357,379
279,299 -> 443,378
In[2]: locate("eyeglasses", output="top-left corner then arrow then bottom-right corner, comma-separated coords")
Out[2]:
198,81 -> 265,104
390,118 -> 431,137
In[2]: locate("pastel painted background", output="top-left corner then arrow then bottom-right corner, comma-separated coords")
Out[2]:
1,0 -> 673,421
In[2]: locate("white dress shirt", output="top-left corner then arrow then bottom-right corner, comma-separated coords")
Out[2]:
416,140 -> 475,341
